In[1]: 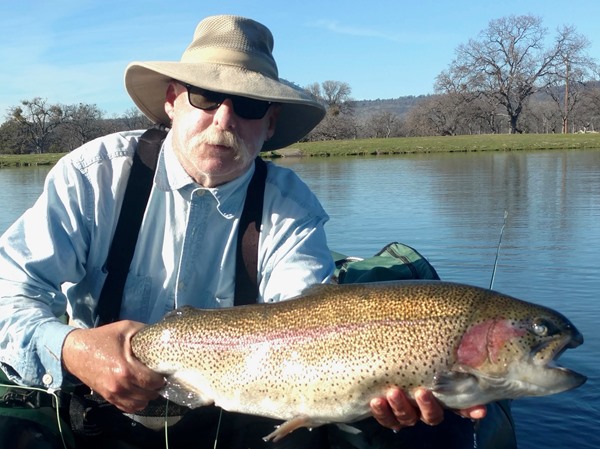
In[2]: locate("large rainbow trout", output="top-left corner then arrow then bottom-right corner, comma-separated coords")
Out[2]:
131,280 -> 586,441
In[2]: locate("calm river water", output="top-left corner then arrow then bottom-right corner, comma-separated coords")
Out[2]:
277,149 -> 599,449
0,149 -> 598,449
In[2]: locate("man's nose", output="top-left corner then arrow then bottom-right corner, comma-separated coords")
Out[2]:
212,98 -> 237,130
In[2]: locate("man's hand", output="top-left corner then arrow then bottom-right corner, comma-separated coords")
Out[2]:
370,387 -> 487,431
62,320 -> 165,413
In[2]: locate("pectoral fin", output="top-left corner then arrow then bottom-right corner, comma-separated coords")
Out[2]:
433,371 -> 479,394
162,372 -> 215,408
430,370 -> 484,409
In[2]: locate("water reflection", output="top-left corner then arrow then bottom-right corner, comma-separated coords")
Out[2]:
277,149 -> 600,449
277,150 -> 599,287
0,166 -> 49,233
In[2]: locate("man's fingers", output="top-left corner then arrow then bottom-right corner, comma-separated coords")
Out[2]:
456,405 -> 487,420
370,397 -> 402,431
128,358 -> 167,391
370,388 -> 419,430
414,389 -> 444,426
386,388 -> 421,427
371,386 -> 488,433
112,395 -> 155,414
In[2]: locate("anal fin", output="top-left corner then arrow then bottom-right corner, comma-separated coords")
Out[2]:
263,415 -> 318,442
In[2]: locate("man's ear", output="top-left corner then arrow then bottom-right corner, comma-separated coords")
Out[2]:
265,104 -> 282,140
164,82 -> 179,120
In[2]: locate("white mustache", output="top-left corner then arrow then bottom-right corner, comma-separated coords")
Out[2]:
196,127 -> 242,151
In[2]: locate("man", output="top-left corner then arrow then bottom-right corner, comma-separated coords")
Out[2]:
0,15 -> 485,448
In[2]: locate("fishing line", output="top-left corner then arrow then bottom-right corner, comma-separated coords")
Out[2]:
489,210 -> 509,290
0,382 -> 68,449
164,399 -> 170,449
213,408 -> 224,449
471,418 -> 480,449
160,392 -> 222,449
471,210 -> 509,448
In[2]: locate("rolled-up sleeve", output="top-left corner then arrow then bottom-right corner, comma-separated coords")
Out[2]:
0,132 -> 136,388
0,157 -> 94,388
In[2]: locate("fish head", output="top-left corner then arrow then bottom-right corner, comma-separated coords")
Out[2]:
440,292 -> 586,407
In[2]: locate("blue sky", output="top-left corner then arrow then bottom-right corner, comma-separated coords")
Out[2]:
2,0 -> 600,118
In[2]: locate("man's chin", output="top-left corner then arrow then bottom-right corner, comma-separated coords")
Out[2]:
200,158 -> 254,185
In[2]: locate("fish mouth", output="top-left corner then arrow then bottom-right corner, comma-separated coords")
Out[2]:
533,327 -> 583,364
529,330 -> 586,390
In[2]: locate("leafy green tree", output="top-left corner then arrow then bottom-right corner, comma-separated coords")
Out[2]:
0,120 -> 25,154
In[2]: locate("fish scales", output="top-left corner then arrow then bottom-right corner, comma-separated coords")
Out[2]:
137,282 -> 475,404
132,280 -> 586,442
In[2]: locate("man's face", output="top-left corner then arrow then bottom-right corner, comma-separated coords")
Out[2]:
165,82 -> 279,187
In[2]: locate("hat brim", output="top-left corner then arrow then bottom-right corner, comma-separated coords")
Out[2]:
124,62 -> 325,151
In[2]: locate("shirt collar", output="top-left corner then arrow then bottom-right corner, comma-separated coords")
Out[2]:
154,131 -> 255,219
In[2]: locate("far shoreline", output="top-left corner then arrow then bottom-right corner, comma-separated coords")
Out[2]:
2,133 -> 600,167
263,132 -> 600,158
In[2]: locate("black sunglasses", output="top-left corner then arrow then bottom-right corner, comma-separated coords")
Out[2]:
184,84 -> 272,120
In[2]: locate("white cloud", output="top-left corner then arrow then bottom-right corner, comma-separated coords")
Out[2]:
307,19 -> 416,44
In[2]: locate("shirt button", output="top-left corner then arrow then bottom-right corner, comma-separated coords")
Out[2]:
195,190 -> 205,197
42,373 -> 53,386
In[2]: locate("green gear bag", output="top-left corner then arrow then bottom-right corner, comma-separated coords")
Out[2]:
332,241 -> 440,283
0,369 -> 75,448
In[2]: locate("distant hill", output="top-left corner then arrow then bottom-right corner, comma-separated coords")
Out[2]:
352,79 -> 600,120
351,95 -> 430,119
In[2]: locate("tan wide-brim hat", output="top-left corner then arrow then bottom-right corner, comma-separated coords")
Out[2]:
124,15 -> 325,151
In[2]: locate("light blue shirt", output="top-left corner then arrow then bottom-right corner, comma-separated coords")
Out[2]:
0,130 -> 334,390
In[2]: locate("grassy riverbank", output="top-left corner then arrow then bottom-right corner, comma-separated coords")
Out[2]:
2,133 -> 600,167
0,153 -> 63,167
264,132 -> 600,157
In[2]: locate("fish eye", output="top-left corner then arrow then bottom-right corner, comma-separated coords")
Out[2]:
530,318 -> 558,337
532,321 -> 548,336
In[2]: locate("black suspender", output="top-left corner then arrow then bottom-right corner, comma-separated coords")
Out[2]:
95,127 -> 266,325
234,155 -> 266,306
95,127 -> 165,325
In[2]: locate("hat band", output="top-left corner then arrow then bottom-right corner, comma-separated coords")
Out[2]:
182,47 -> 278,80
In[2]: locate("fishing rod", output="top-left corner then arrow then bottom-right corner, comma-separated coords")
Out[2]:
470,210 -> 510,448
489,210 -> 509,290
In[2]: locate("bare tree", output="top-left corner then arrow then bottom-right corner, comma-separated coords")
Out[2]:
120,107 -> 153,131
304,82 -> 323,100
366,111 -> 402,138
320,80 -> 353,115
59,103 -> 105,149
304,80 -> 356,140
576,85 -> 600,132
435,15 -> 594,134
403,94 -> 471,136
308,113 -> 358,141
8,98 -> 66,153
543,26 -> 597,133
